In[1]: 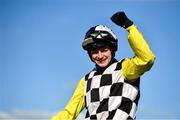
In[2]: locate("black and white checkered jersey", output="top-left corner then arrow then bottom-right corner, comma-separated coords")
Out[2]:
84,60 -> 140,120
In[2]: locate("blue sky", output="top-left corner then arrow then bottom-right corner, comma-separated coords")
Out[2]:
0,0 -> 180,119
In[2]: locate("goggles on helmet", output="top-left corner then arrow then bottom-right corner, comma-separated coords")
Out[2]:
82,25 -> 118,51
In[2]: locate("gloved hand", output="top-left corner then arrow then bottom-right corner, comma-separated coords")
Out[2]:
111,11 -> 133,29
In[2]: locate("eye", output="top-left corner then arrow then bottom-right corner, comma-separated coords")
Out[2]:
91,49 -> 98,54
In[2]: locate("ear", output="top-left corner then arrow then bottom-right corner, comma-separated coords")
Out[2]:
88,51 -> 94,62
110,49 -> 116,58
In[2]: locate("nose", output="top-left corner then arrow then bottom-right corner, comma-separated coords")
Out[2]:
97,51 -> 103,59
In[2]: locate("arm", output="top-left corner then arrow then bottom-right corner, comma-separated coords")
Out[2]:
111,11 -> 155,81
51,77 -> 85,120
122,24 -> 155,80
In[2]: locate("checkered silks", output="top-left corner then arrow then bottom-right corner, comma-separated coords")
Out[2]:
84,60 -> 140,120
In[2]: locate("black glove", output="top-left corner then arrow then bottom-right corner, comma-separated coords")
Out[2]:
111,11 -> 133,29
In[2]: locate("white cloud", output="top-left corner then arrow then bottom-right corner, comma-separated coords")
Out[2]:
137,106 -> 179,119
0,109 -> 86,120
0,109 -> 53,120
0,107 -> 179,120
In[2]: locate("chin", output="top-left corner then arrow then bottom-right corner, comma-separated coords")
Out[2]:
98,63 -> 109,68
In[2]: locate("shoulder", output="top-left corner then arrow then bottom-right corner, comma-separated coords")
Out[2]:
84,68 -> 96,80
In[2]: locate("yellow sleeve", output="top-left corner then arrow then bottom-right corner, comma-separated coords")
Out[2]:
51,77 -> 85,120
122,24 -> 155,81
